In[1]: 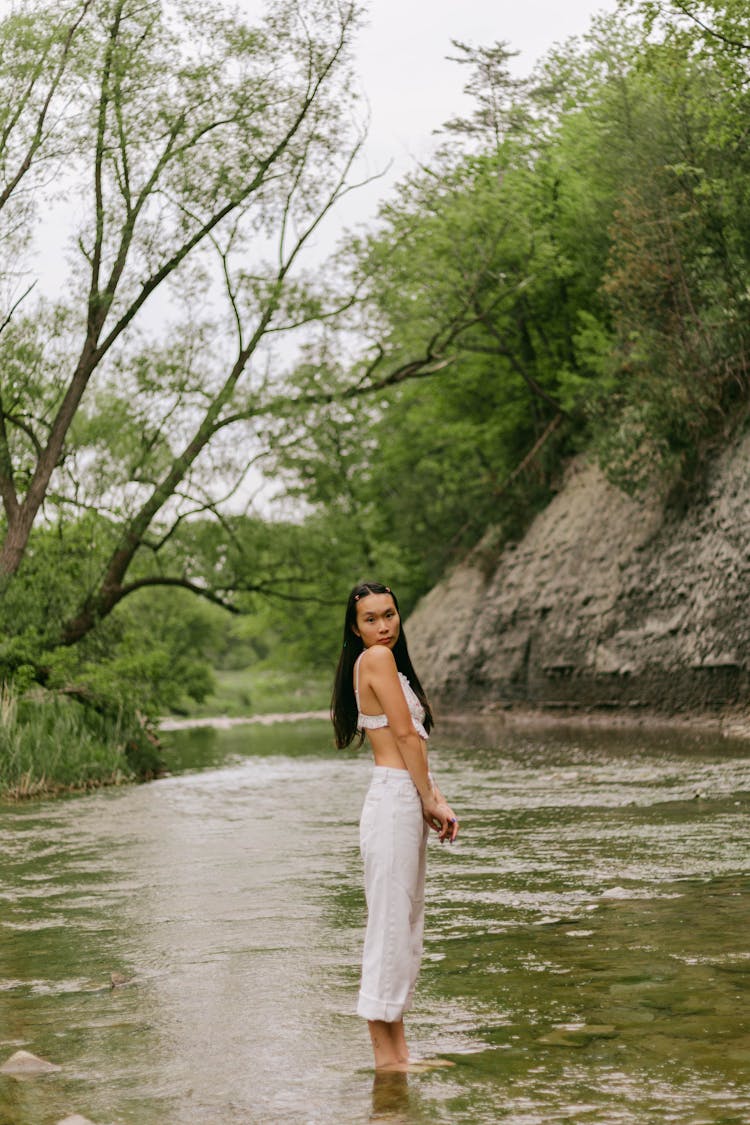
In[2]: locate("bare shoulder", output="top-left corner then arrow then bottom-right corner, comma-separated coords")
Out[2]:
360,645 -> 397,673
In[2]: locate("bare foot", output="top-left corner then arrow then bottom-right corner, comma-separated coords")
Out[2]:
376,1057 -> 454,1073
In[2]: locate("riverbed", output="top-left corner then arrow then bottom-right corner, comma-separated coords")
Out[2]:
1,718 -> 749,1124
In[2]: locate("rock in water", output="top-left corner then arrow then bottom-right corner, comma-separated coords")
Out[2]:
539,1023 -> 618,1048
56,1116 -> 97,1125
0,1049 -> 62,1075
109,971 -> 133,989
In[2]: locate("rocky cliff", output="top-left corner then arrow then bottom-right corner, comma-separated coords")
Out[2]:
407,429 -> 750,715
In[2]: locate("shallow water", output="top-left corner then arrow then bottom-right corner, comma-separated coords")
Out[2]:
1,718 -> 749,1124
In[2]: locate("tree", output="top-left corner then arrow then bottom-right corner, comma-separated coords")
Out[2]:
0,0 -> 361,578
276,1 -> 750,616
0,0 -> 473,695
440,39 -> 527,150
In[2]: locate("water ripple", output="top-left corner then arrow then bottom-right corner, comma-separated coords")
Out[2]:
0,723 -> 748,1124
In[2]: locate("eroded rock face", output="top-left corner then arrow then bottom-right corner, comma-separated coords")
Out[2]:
407,432 -> 750,713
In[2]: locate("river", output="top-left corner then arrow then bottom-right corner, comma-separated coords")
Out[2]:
1,718 -> 749,1124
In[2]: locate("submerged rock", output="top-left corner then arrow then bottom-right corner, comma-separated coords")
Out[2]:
109,971 -> 133,989
56,1117 -> 97,1125
539,1023 -> 618,1048
0,1049 -> 61,1075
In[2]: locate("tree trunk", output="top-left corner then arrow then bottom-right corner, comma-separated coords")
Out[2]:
0,339 -> 102,582
0,509 -> 37,580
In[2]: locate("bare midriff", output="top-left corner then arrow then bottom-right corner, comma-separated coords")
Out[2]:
364,726 -> 429,772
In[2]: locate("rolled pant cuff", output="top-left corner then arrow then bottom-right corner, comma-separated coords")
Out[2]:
356,990 -> 411,1022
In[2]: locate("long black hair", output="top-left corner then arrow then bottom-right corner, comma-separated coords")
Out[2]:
330,581 -> 433,749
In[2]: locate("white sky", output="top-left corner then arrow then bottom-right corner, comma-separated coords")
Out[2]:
340,0 -> 619,170
243,0 -> 620,241
1,0 -> 620,513
0,0 -> 621,290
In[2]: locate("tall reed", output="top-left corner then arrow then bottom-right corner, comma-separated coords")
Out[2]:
0,685 -> 147,799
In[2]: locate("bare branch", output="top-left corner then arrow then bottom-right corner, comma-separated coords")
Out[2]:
498,413 -> 563,495
264,289 -> 360,334
89,2 -> 125,321
111,67 -> 133,215
116,575 -> 243,614
212,224 -> 245,352
0,282 -> 36,339
95,570 -> 341,621
470,304 -> 567,415
141,461 -> 267,553
282,133 -> 368,276
1,412 -> 44,458
45,491 -> 120,519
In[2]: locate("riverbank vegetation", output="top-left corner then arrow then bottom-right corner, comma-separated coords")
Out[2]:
2,0 -> 749,794
176,665 -> 330,720
0,685 -> 160,798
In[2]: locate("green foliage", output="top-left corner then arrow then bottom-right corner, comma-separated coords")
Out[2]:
74,588 -> 221,713
179,664 -> 330,719
0,513 -> 225,715
3,0 -> 750,782
262,2 -> 750,679
0,684 -> 160,798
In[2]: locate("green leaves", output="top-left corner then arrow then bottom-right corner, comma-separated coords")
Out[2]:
276,0 -> 750,655
3,0 -> 750,729
0,0 -> 371,720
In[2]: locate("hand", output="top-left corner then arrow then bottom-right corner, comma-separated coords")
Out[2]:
421,793 -> 459,843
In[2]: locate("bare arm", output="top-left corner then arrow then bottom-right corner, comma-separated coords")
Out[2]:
361,646 -> 459,841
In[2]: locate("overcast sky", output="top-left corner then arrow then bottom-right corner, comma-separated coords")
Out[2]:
236,0 -> 621,238
0,0 -> 622,316
0,0 -> 622,284
336,0 -> 618,167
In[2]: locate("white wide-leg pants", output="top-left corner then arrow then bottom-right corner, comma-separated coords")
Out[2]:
357,766 -> 429,1022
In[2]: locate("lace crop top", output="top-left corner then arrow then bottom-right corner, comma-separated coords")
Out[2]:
354,653 -> 429,741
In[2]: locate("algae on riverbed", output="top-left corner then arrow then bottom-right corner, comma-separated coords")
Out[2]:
1,719 -> 748,1124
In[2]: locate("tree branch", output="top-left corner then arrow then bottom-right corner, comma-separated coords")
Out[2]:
88,1 -> 124,325
1,411 -> 44,458
116,575 -> 243,614
0,1 -> 95,212
491,413 -> 563,498
670,1 -> 750,50
0,279 -> 36,514
471,306 -> 567,415
0,405 -> 18,520
0,282 -> 36,339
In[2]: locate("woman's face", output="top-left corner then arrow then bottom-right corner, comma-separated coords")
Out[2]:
352,592 -> 400,651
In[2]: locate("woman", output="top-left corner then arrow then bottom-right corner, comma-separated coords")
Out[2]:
331,581 -> 459,1070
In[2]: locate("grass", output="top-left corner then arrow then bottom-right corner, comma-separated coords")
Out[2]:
0,686 -> 160,800
0,664 -> 330,799
174,664 -> 331,719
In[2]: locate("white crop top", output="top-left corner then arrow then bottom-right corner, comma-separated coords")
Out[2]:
354,653 -> 429,741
